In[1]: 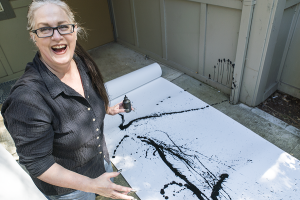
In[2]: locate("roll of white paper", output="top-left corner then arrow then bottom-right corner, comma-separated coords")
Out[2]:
105,63 -> 162,101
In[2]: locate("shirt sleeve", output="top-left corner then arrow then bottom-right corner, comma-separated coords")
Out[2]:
2,87 -> 55,178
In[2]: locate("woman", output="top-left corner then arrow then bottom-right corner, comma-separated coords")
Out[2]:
1,0 -> 135,199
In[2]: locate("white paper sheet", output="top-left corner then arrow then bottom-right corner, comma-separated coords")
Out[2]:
104,64 -> 300,200
0,144 -> 46,200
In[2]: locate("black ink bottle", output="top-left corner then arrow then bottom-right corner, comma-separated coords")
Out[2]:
123,95 -> 131,113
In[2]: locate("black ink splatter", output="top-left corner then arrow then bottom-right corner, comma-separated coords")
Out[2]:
136,131 -> 231,200
114,131 -> 233,199
161,181 -> 184,196
210,100 -> 228,106
112,135 -> 129,158
211,174 -> 229,200
119,106 -> 210,130
137,136 -> 209,200
118,100 -> 228,130
114,99 -> 233,199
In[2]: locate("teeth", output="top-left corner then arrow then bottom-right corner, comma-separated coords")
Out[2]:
52,45 -> 66,49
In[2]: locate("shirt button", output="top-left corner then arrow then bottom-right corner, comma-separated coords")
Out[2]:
96,128 -> 99,132
98,144 -> 101,147
88,96 -> 89,98
104,155 -> 105,158
99,152 -> 102,154
93,118 -> 95,121
97,136 -> 99,139
88,108 -> 91,111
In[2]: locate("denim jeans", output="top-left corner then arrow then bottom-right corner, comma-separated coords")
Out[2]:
45,190 -> 95,200
45,160 -> 113,200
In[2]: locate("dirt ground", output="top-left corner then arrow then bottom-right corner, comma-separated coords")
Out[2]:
257,90 -> 300,129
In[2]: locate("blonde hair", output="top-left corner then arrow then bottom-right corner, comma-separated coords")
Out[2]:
27,0 -> 86,39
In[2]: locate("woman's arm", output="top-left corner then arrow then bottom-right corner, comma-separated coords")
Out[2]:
38,163 -> 133,199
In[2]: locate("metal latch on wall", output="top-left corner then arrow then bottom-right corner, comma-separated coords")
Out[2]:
0,3 -> 4,12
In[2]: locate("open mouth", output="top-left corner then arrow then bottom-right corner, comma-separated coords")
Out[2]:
51,44 -> 67,54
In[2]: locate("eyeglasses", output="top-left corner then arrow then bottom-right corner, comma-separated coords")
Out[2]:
31,24 -> 75,38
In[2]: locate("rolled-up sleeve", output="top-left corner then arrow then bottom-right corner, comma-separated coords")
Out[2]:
2,87 -> 55,178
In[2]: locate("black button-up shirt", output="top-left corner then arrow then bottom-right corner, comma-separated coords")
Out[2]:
1,52 -> 109,195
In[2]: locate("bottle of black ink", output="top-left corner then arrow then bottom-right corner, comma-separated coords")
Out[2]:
123,95 -> 131,113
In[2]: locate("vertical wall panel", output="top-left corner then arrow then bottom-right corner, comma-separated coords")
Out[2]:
266,5 -> 296,90
0,7 -> 36,74
205,5 -> 241,84
165,0 -> 201,73
134,0 -> 163,57
65,0 -> 114,50
280,14 -> 300,89
112,0 -> 135,45
239,0 -> 287,106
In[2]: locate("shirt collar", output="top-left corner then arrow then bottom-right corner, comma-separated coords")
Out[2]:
34,52 -> 89,99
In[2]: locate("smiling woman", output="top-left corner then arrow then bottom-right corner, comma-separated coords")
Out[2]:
1,0 -> 134,200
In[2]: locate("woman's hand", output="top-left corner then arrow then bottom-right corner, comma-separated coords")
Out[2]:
107,101 -> 125,115
37,164 -> 135,200
107,102 -> 134,115
90,172 -> 134,199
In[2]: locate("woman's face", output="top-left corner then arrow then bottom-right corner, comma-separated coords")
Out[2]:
32,3 -> 77,68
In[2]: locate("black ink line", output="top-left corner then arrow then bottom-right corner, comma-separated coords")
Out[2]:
112,135 -> 129,158
161,131 -> 231,200
217,59 -> 220,82
137,136 -> 209,200
113,129 -> 233,199
213,66 -> 216,81
119,100 -> 228,131
210,100 -> 228,106
194,156 -> 231,199
138,131 -> 232,200
226,60 -> 230,85
221,59 -> 225,84
118,105 -> 210,130
211,174 -> 229,200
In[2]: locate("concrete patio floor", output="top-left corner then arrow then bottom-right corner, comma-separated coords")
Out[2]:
1,42 -> 299,200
